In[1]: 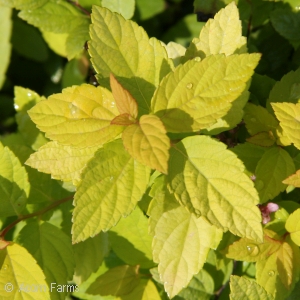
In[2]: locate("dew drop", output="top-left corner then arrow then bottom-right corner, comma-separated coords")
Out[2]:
194,57 -> 201,62
2,264 -> 8,271
250,117 -> 256,122
255,180 -> 264,191
14,103 -> 19,110
109,176 -> 114,181
246,244 -> 260,256
268,270 -> 275,277
110,101 -> 115,108
27,92 -> 32,97
186,83 -> 193,89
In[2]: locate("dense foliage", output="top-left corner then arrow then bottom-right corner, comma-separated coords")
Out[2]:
1,0 -> 300,299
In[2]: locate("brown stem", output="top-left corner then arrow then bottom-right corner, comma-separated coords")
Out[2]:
67,0 -> 91,16
0,195 -> 74,239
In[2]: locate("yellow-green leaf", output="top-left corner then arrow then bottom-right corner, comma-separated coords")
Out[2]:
110,73 -> 138,119
122,114 -> 170,174
192,2 -> 246,59
0,243 -> 50,299
152,204 -> 222,298
101,0 -> 135,19
277,242 -> 294,289
168,136 -> 263,242
87,265 -> 140,296
230,275 -> 274,300
28,84 -> 123,148
272,102 -> 300,150
244,103 -> 278,136
0,143 -> 29,217
285,209 -> 300,246
254,147 -> 295,203
163,41 -> 186,67
89,6 -> 174,115
25,141 -> 99,185
0,5 -> 12,89
72,139 -> 150,243
283,170 -> 300,187
246,132 -> 276,147
151,53 -> 260,133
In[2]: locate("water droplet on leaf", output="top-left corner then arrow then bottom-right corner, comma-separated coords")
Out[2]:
2,264 -> 8,271
246,244 -> 260,256
27,92 -> 32,97
14,104 -> 19,110
268,270 -> 275,277
194,57 -> 201,62
186,83 -> 193,89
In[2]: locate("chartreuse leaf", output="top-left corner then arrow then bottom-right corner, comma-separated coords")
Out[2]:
202,89 -> 249,135
14,87 -> 48,150
17,221 -> 75,300
283,170 -> 300,187
101,0 -> 135,19
19,0 -> 90,33
28,84 -> 123,148
89,6 -> 173,116
152,203 -> 222,298
266,68 -> 300,112
108,206 -> 154,268
285,209 -> 300,246
163,42 -> 186,67
74,233 -> 109,282
0,243 -> 50,299
87,265 -> 140,296
0,5 -> 12,89
41,30 -> 68,57
272,103 -> 300,150
0,143 -> 29,217
168,136 -> 263,242
151,54 -> 260,133
25,141 -> 99,186
254,147 -> 295,203
110,73 -> 138,119
72,139 -> 150,243
190,2 -> 246,59
1,0 -> 47,10
244,103 -> 278,136
122,115 -> 170,174
230,143 -> 266,175
230,275 -> 274,300
247,132 -> 276,148
118,279 -> 161,300
225,234 -> 281,262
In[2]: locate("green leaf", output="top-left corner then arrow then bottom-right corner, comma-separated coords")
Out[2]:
285,209 -> 300,246
17,221 -> 75,300
254,147 -> 295,203
42,30 -> 68,57
230,275 -> 274,300
202,89 -> 249,135
247,132 -> 276,147
1,0 -> 48,10
0,143 -> 29,217
72,139 -> 150,243
168,136 -> 263,242
109,206 -> 154,268
28,84 -> 123,148
266,68 -> 300,112
177,269 -> 215,300
225,234 -> 281,262
244,103 -> 278,136
122,115 -> 170,174
62,58 -> 87,88
151,54 -> 260,133
65,23 -> 90,60
14,87 -> 49,150
101,0 -> 135,19
86,265 -> 140,296
74,233 -> 110,282
163,42 -> 186,67
135,0 -> 164,20
89,6 -> 174,116
192,2 -> 246,59
152,204 -> 222,298
272,102 -> 300,150
230,143 -> 266,175
0,5 -> 12,89
270,9 -> 300,41
0,243 -> 50,299
19,0 -> 90,33
25,141 -> 99,185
